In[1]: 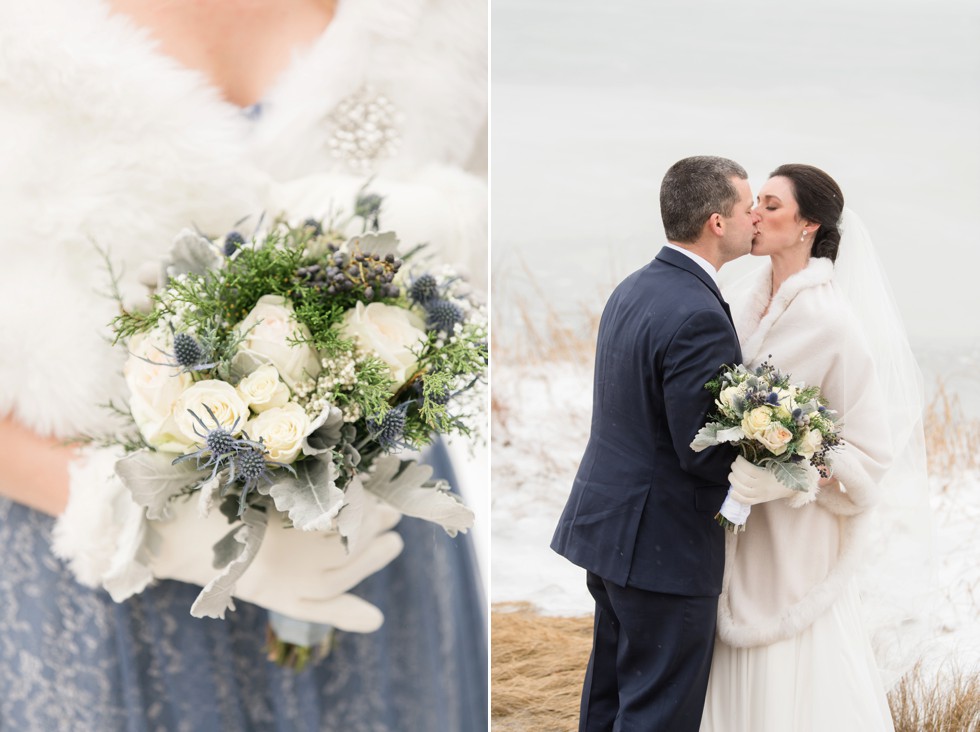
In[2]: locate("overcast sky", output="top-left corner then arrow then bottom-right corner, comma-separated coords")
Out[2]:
491,0 -> 980,347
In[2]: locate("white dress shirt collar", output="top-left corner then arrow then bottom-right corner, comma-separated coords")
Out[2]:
664,243 -> 719,287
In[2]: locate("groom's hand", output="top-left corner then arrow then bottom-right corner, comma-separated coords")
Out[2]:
728,456 -> 797,505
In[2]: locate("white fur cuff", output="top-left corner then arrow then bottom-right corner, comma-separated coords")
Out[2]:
52,446 -> 151,596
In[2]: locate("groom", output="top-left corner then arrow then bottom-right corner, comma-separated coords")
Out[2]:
552,156 -> 758,731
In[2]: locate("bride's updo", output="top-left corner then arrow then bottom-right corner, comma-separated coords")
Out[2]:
770,164 -> 844,262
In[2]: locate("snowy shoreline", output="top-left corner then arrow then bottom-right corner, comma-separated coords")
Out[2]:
490,359 -> 980,676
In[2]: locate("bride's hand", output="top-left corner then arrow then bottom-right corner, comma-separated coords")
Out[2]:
148,495 -> 404,632
728,456 -> 798,505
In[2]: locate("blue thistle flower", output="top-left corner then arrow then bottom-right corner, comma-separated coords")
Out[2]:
229,444 -> 276,514
409,273 -> 440,305
224,231 -> 245,257
766,392 -> 781,405
172,405 -> 250,483
204,424 -> 238,458
425,298 -> 464,333
134,323 -> 218,373
173,332 -> 206,369
172,407 -> 293,515
367,403 -> 410,451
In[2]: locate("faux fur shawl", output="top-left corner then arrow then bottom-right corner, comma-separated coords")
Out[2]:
0,0 -> 487,438
716,257 -> 893,647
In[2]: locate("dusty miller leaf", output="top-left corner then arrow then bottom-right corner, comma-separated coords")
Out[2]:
115,449 -> 202,520
767,460 -> 812,492
690,423 -> 721,452
362,456 -> 474,537
167,229 -> 223,279
302,406 -> 345,457
716,426 -> 745,443
264,458 -> 344,532
190,505 -> 269,619
196,470 -> 225,518
336,474 -> 366,549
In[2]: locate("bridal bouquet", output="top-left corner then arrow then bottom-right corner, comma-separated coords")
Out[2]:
690,359 -> 843,533
97,201 -> 486,667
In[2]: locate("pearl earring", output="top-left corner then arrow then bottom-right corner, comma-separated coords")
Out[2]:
800,230 -> 808,242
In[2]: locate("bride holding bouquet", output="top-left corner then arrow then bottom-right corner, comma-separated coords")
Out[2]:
0,0 -> 487,729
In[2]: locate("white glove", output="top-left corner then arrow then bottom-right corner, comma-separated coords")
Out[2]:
147,496 -> 404,633
728,456 -> 797,506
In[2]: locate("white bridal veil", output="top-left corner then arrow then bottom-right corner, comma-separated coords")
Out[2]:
834,209 -> 935,687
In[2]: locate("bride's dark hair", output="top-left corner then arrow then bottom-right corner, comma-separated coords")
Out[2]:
770,164 -> 844,262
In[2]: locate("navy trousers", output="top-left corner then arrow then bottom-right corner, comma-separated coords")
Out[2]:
580,572 -> 717,732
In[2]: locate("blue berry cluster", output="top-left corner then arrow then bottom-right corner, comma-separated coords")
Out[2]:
297,248 -> 402,300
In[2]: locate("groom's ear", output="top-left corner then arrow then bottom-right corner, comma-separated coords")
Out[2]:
707,212 -> 724,236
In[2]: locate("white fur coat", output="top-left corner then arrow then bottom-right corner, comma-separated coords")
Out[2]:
0,0 -> 486,583
716,257 -> 893,647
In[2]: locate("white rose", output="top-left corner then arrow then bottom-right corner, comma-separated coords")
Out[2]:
741,407 -> 773,441
173,380 -> 249,449
757,423 -> 794,456
236,364 -> 290,412
237,295 -> 321,389
798,428 -> 824,459
245,403 -> 310,464
339,301 -> 427,387
124,330 -> 194,451
718,385 -> 743,413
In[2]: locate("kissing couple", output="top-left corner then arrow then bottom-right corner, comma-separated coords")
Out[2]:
552,156 -> 924,731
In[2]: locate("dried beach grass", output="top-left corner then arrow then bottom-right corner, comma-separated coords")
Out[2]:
924,379 -> 980,478
491,604 -> 980,732
491,603 -> 592,732
491,262 -> 601,366
888,661 -> 980,732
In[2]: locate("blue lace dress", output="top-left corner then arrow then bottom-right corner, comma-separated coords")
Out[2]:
0,439 -> 487,731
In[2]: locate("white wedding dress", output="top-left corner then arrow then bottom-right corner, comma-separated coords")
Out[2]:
702,578 -> 893,731
700,257 -> 899,732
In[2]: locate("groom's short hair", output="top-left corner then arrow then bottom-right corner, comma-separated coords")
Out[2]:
660,156 -> 748,243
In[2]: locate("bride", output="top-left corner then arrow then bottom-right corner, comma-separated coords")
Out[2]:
0,0 -> 487,729
700,164 -> 927,731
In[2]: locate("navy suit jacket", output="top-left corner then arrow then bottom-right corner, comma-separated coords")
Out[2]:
552,247 -> 741,597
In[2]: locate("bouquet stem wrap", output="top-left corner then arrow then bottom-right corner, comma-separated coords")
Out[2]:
715,493 -> 752,533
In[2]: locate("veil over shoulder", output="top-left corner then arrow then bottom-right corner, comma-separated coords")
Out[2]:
833,209 -> 934,687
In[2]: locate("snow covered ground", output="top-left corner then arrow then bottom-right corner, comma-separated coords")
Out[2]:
490,358 -> 980,676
